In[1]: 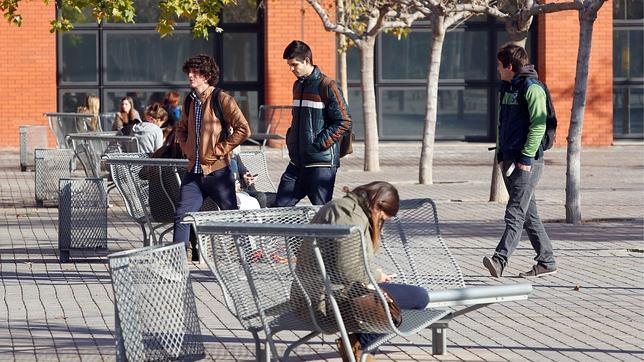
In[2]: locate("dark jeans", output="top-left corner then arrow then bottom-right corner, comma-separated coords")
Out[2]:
357,283 -> 429,349
493,158 -> 556,269
274,163 -> 337,207
173,167 -> 238,246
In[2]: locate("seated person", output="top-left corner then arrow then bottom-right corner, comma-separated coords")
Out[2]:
230,147 -> 276,208
127,103 -> 166,154
113,96 -> 141,134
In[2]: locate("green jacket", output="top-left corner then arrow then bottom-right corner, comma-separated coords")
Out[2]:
290,193 -> 381,331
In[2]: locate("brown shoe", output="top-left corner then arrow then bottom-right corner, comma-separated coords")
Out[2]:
336,334 -> 375,362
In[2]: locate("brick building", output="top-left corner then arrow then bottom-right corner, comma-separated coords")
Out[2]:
0,0 -> 640,149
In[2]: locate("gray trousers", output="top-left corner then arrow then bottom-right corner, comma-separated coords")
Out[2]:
494,158 -> 556,269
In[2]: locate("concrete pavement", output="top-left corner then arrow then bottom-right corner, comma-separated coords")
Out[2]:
0,142 -> 642,361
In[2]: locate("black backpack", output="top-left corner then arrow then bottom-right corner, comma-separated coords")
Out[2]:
521,79 -> 557,150
183,88 -> 228,142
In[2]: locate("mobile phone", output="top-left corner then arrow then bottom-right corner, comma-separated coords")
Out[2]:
505,162 -> 515,177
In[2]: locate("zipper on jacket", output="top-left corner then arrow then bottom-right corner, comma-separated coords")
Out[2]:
296,81 -> 305,165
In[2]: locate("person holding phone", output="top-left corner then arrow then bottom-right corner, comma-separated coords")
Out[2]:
230,146 -> 276,208
292,182 -> 429,361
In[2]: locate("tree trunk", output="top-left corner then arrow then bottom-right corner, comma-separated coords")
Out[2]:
490,157 -> 508,202
359,38 -> 380,171
337,0 -> 349,102
566,11 -> 596,224
419,17 -> 445,184
339,35 -> 349,103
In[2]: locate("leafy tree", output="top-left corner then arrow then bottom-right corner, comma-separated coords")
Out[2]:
0,0 -> 232,38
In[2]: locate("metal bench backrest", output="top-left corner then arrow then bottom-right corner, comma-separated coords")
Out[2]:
187,207 -> 319,328
108,243 -> 204,361
106,154 -> 192,245
68,132 -> 140,178
256,105 -> 293,147
45,112 -> 101,148
106,153 -> 150,225
379,198 -> 465,290
238,150 -> 276,193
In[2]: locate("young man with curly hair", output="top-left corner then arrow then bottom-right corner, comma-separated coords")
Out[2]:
173,53 -> 251,258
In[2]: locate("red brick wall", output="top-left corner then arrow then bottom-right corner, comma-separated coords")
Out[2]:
537,3 -> 613,147
0,2 -> 57,149
264,0 -> 336,138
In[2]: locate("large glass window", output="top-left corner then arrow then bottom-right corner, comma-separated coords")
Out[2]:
223,33 -> 259,82
60,32 -> 98,83
613,0 -> 643,138
104,31 -> 213,84
57,4 -> 263,122
440,30 -> 488,80
345,18 -> 528,141
379,31 -> 431,81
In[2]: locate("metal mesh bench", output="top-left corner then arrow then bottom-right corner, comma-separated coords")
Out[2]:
108,243 -> 204,361
58,177 -> 108,262
185,207 -> 319,359
188,198 -> 533,359
105,154 -> 185,246
192,219 -> 449,361
67,132 -> 140,179
45,112 -> 103,148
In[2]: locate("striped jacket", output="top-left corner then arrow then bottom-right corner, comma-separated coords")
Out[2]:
287,66 -> 351,167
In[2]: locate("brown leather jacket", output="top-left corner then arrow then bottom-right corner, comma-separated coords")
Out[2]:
176,86 -> 251,175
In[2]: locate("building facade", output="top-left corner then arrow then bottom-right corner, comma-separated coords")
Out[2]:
0,0 -> 640,149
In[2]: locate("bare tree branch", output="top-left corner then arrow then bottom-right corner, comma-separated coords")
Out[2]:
305,0 -> 360,40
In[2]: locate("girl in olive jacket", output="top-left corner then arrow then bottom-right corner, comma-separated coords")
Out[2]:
293,181 -> 429,362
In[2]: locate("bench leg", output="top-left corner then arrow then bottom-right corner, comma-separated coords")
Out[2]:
432,321 -> 448,355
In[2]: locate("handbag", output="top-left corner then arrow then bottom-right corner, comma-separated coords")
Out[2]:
340,282 -> 402,331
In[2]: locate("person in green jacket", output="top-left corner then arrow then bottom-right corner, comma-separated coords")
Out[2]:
483,43 -> 557,278
293,181 -> 428,362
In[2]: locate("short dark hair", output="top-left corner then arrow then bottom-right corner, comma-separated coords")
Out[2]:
182,54 -> 219,87
283,40 -> 313,63
497,43 -> 529,72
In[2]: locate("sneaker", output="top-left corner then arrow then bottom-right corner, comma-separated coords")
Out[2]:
483,256 -> 503,277
336,335 -> 374,362
519,264 -> 557,278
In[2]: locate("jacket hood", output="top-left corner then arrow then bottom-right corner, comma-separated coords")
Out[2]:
515,64 -> 539,79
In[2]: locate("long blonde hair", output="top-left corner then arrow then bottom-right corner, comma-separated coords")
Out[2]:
85,94 -> 100,131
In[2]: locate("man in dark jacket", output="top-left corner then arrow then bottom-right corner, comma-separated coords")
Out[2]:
274,40 -> 351,207
483,43 -> 557,278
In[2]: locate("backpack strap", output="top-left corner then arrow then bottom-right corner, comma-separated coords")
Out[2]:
319,74 -> 334,105
182,88 -> 226,134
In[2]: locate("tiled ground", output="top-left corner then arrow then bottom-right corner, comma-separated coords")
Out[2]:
0,142 -> 642,361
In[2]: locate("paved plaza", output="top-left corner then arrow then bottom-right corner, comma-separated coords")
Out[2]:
0,142 -> 642,361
